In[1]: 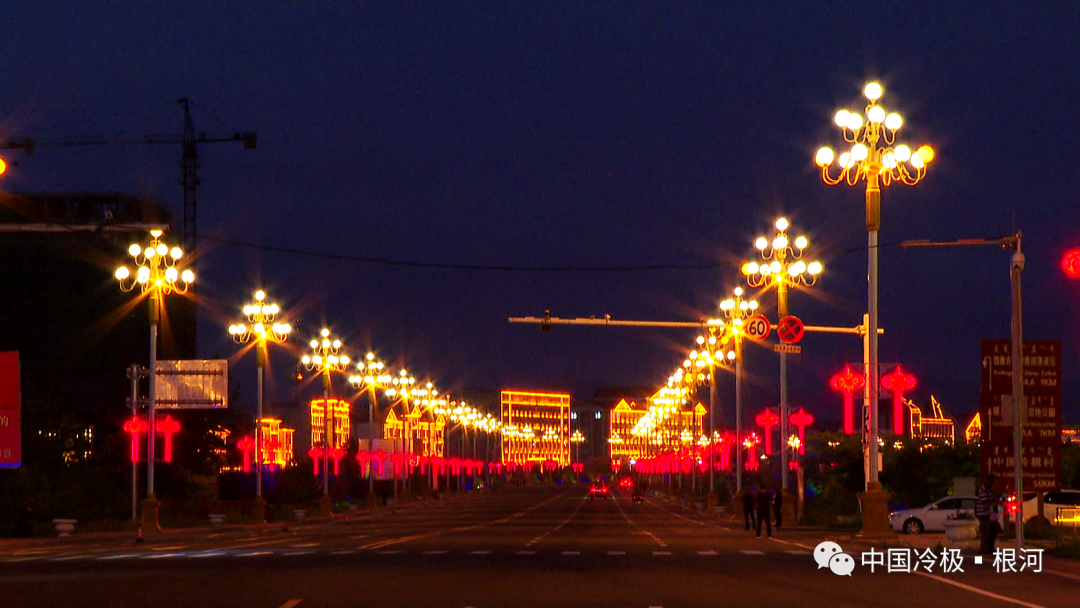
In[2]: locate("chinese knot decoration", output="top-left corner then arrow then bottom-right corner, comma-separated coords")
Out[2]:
789,408 -> 813,455
829,364 -> 865,435
237,436 -> 256,472
881,365 -> 917,435
755,408 -> 780,455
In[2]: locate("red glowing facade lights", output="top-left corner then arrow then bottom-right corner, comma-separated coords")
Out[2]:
755,407 -> 780,455
123,417 -> 147,463
329,447 -> 344,476
357,450 -> 371,476
572,462 -> 584,474
373,449 -> 387,475
881,365 -> 917,435
829,365 -> 865,435
390,452 -> 405,476
743,432 -> 761,470
156,415 -> 181,463
789,408 -> 814,455
264,435 -> 281,471
1063,249 -> 1080,278
308,447 -> 324,475
237,436 -> 256,472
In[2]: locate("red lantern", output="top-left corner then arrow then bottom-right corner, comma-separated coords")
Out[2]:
357,450 -> 371,476
237,435 -> 256,472
830,364 -> 865,435
308,447 -> 323,475
123,416 -> 146,463
390,452 -> 406,476
373,449 -> 387,476
330,447 -> 344,476
881,365 -> 917,435
156,415 -> 181,463
755,408 -> 780,455
789,408 -> 814,455
1063,248 -> 1080,279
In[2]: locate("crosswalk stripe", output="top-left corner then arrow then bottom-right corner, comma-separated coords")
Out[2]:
237,551 -> 272,557
97,554 -> 138,560
189,552 -> 227,558
423,550 -> 449,555
143,553 -> 182,559
607,551 -> 626,555
785,550 -> 810,555
562,551 -> 581,555
698,550 -> 719,555
332,550 -> 359,555
284,551 -> 315,556
516,551 -> 537,555
653,551 -> 673,556
469,550 -> 493,555
377,550 -> 404,555
741,550 -> 765,555
49,556 -> 83,561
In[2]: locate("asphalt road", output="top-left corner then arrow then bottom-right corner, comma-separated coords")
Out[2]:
1,486 -> 1076,607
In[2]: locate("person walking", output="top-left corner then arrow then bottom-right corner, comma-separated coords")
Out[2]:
976,473 -> 999,555
756,486 -> 772,538
743,488 -> 757,531
772,487 -> 783,529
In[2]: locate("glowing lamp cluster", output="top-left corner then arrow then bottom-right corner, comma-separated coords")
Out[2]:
229,290 -> 292,343
815,81 -> 934,187
719,288 -> 759,341
742,217 -> 823,287
881,366 -> 917,435
301,329 -> 351,371
788,408 -> 813,455
349,352 -> 392,389
115,230 -> 194,294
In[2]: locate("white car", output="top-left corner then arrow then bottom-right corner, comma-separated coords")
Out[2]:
1013,490 -> 1080,524
890,496 -> 977,534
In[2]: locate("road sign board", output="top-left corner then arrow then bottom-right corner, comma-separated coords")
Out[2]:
979,340 -> 1062,492
777,316 -> 804,344
744,314 -> 771,341
773,344 -> 801,354
0,352 -> 21,468
155,360 -> 229,409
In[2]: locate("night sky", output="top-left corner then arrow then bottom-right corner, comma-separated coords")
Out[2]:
3,4 -> 1079,427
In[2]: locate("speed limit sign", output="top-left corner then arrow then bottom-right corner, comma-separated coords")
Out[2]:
744,314 -> 771,341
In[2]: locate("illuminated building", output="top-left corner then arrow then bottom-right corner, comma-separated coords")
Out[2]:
382,406 -> 446,457
501,390 -> 570,466
906,395 -> 955,443
310,398 -> 350,450
965,413 -> 981,445
613,388 -> 706,466
259,418 -> 295,468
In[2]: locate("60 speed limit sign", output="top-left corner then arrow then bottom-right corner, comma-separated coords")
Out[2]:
744,314 -> 771,341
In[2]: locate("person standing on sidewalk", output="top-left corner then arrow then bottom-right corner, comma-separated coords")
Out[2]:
756,487 -> 772,538
743,489 -> 757,531
976,473 -> 998,555
772,487 -> 783,529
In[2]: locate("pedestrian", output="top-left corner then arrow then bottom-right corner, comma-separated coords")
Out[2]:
976,473 -> 999,555
756,486 -> 772,538
772,487 -> 783,529
743,488 -> 757,531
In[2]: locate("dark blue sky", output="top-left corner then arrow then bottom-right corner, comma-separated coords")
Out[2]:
3,4 -> 1079,427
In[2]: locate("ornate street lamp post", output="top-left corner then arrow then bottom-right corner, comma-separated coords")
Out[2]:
115,229 -> 194,530
816,80 -> 933,536
229,290 -> 291,518
349,354 -> 391,505
301,328 -> 350,515
720,287 -> 758,493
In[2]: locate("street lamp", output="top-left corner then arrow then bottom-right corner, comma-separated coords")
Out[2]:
115,229 -> 194,530
720,287 -> 758,493
348,353 -> 391,505
743,217 -> 822,490
229,290 -> 291,514
816,80 -> 933,537
692,332 -> 736,497
570,429 -> 585,464
301,328 -> 350,514
385,369 -> 416,501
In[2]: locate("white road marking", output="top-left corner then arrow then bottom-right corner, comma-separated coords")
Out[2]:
284,551 -> 315,556
49,556 -> 83,561
97,554 -> 138,560
423,550 -> 449,555
784,550 -> 810,555
607,551 -> 626,555
515,550 -> 537,555
150,545 -> 186,551
348,535 -> 369,539
143,553 -> 182,559
698,550 -> 719,555
237,551 -> 273,557
3,557 -> 41,563
561,551 -> 581,555
653,551 -> 672,556
289,543 -> 320,548
377,550 -> 404,555
189,552 -> 227,558
332,550 -> 359,555
768,537 -> 814,550
469,550 -> 493,555
1046,568 -> 1080,582
740,550 -> 764,555
913,571 -> 1044,608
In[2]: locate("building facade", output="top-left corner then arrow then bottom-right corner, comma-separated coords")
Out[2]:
610,387 -> 706,466
310,398 -> 350,450
501,390 -> 571,466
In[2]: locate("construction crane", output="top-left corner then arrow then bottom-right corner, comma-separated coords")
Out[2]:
0,97 -> 256,256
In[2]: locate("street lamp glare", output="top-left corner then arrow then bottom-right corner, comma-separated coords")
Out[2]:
885,112 -> 903,131
320,328 -> 330,338
868,106 -> 886,123
852,143 -> 869,161
834,110 -> 850,128
115,266 -> 130,280
775,217 -> 789,231
755,237 -> 768,250
847,113 -> 864,131
864,81 -> 883,101
128,244 -> 142,257
794,236 -> 808,250
807,261 -> 823,275
733,287 -> 743,296
815,146 -> 834,167
773,235 -> 788,250
916,145 -> 935,163
742,261 -> 759,275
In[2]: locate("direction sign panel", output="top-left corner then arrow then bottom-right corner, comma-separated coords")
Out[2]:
777,316 -> 804,344
979,340 -> 1062,492
744,314 -> 771,341
0,352 -> 20,468
773,344 -> 802,354
156,360 -> 229,409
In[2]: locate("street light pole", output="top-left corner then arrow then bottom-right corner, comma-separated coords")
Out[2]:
720,287 -> 757,494
301,328 -> 350,516
816,80 -> 934,538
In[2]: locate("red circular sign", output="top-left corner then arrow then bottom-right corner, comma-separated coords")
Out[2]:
744,314 -> 771,341
777,316 -> 804,344
1063,249 -> 1080,279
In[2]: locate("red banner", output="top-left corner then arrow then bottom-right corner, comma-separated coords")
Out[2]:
0,352 -> 21,468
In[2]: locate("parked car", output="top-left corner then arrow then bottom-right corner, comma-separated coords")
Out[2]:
1010,490 -> 1080,524
889,496 -> 977,534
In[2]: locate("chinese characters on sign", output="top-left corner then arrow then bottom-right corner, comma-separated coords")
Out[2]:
0,351 -> 20,468
860,547 -> 1042,574
979,340 -> 1062,492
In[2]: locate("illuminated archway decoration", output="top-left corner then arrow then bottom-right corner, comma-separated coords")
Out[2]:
881,365 -> 917,435
755,408 -> 780,455
123,417 -> 147,463
829,364 -> 865,435
1063,248 -> 1080,278
156,415 -> 181,463
789,408 -> 814,455
237,436 -> 256,472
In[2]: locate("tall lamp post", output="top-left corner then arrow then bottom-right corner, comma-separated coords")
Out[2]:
349,353 -> 390,506
742,217 -> 822,490
385,370 -> 416,501
115,229 -> 194,530
229,290 -> 291,520
816,80 -> 934,536
570,429 -> 585,465
301,328 -> 350,515
691,333 -> 736,500
719,287 -> 758,494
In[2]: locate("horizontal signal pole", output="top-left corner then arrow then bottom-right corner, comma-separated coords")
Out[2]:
509,314 -> 881,335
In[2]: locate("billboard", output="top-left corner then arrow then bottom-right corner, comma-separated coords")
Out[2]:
0,351 -> 20,468
979,340 -> 1062,492
155,360 -> 228,409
